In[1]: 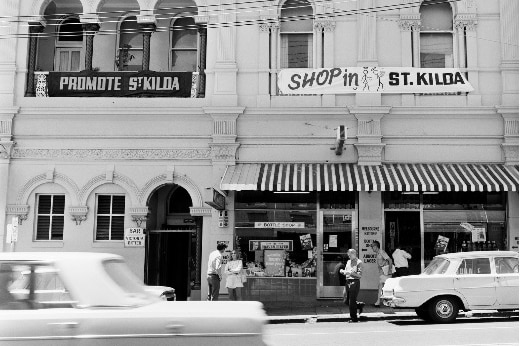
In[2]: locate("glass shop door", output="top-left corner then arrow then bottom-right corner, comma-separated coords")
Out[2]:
317,210 -> 356,298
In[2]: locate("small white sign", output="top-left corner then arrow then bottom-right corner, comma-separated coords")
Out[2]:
5,224 -> 12,244
124,228 -> 145,247
254,222 -> 305,228
329,235 -> 338,248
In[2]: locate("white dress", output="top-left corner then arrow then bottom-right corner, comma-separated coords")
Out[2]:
225,260 -> 244,288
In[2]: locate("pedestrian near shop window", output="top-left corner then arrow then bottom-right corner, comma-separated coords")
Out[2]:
392,244 -> 412,277
340,249 -> 363,323
207,243 -> 227,301
371,241 -> 393,307
225,250 -> 245,301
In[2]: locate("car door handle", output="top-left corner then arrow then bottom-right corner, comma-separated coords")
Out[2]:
165,323 -> 184,332
49,322 -> 79,329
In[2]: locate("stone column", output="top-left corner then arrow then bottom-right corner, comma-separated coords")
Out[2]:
269,21 -> 280,96
313,21 -> 323,69
26,23 -> 45,96
499,0 -> 519,106
357,0 -> 377,64
257,18 -> 271,106
455,14 -> 479,104
399,15 -> 420,106
139,24 -> 156,71
322,19 -> 336,106
197,24 -> 207,97
82,23 -> 100,71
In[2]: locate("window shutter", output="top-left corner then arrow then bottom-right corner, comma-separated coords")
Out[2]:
36,216 -> 50,240
51,216 -> 64,240
112,196 -> 126,214
96,216 -> 110,240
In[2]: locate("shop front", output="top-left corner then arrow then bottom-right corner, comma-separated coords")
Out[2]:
221,163 -> 519,304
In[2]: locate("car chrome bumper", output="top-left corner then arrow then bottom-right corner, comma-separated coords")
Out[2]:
382,296 -> 406,308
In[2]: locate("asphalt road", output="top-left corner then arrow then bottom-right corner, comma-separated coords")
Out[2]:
264,317 -> 519,346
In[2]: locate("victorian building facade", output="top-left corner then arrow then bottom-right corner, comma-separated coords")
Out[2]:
0,0 -> 518,302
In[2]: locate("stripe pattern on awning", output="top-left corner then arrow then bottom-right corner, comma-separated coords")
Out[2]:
220,163 -> 519,192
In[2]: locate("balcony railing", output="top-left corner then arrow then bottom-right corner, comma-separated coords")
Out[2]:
33,71 -> 202,98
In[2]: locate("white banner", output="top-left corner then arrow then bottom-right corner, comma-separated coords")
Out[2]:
277,67 -> 473,94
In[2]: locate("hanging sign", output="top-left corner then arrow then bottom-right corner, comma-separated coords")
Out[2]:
124,228 -> 145,247
249,240 -> 293,251
254,222 -> 305,228
278,67 -> 473,94
48,71 -> 193,97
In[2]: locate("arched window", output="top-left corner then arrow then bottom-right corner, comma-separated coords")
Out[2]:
55,17 -> 83,71
171,17 -> 198,72
280,0 -> 313,68
117,16 -> 143,71
168,187 -> 193,213
420,1 -> 454,68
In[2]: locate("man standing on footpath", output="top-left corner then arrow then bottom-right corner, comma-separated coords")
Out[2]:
207,243 -> 228,301
392,243 -> 412,277
340,249 -> 363,323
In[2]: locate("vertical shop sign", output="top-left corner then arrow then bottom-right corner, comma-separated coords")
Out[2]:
359,226 -> 381,264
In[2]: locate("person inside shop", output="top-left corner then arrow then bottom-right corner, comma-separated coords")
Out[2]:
339,249 -> 363,323
225,250 -> 245,301
371,240 -> 393,307
392,243 -> 412,277
207,243 -> 228,301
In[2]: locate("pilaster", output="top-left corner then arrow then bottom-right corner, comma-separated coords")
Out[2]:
399,14 -> 420,106
349,106 -> 391,165
497,106 -> 519,165
257,16 -> 274,106
204,107 -> 245,165
455,13 -> 480,105
499,0 -> 519,106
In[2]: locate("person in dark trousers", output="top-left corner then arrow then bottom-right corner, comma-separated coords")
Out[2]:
392,244 -> 412,277
340,249 -> 363,323
207,243 -> 227,301
333,256 -> 347,303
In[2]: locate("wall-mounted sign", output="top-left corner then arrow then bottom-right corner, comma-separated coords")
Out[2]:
205,188 -> 226,210
254,222 -> 305,228
249,240 -> 293,251
218,210 -> 229,228
124,228 -> 145,247
48,71 -> 193,97
278,67 -> 473,94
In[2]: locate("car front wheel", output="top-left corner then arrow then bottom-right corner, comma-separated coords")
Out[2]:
429,297 -> 458,323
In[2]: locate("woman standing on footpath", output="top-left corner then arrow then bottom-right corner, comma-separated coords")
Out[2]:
224,250 -> 245,301
371,241 -> 393,307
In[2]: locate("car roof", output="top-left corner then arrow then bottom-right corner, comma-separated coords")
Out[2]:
0,252 -> 122,262
436,251 -> 518,259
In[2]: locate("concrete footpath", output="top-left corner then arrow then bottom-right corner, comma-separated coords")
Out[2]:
264,300 -> 519,324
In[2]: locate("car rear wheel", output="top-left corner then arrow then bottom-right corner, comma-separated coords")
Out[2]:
415,307 -> 431,321
428,297 -> 458,323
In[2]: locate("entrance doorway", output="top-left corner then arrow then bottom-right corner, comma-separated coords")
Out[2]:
384,211 -> 421,275
145,184 -> 200,301
317,210 -> 356,298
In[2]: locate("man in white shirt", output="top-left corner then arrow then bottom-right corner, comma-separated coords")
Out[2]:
392,244 -> 412,277
207,243 -> 228,301
340,249 -> 363,323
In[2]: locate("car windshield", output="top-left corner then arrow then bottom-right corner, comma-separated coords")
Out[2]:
423,257 -> 450,275
102,260 -> 155,305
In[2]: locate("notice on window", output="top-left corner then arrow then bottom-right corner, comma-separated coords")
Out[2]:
264,250 -> 286,277
124,228 -> 145,247
434,235 -> 449,252
329,235 -> 338,248
471,228 -> 486,242
278,67 -> 473,94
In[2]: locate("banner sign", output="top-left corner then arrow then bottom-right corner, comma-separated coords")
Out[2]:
124,228 -> 145,247
249,240 -> 293,251
255,222 -> 305,228
277,67 -> 473,94
48,71 -> 193,97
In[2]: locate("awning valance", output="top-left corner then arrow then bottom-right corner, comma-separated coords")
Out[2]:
220,163 -> 519,192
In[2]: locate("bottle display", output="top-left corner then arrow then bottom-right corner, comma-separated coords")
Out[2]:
287,267 -> 292,277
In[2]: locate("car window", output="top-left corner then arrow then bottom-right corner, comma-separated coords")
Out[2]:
495,257 -> 519,274
7,263 -> 76,309
103,259 -> 154,305
424,257 -> 450,275
457,258 -> 491,275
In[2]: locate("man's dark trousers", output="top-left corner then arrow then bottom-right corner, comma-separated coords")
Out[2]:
207,274 -> 220,301
346,279 -> 360,321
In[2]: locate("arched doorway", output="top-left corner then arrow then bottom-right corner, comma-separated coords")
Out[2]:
145,184 -> 200,301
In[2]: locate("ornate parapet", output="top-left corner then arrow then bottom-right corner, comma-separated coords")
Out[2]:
129,206 -> 149,227
6,205 -> 29,224
69,206 -> 88,225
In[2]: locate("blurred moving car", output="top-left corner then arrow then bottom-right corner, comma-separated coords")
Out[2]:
0,252 -> 267,345
381,251 -> 519,323
144,285 -> 176,301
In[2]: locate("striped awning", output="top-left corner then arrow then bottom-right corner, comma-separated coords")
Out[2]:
220,163 -> 519,192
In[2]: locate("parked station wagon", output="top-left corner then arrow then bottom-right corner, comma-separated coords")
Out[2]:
381,251 -> 519,323
0,252 -> 267,345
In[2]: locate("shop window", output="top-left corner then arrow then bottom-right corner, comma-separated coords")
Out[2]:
423,192 -> 506,210
495,257 -> 519,274
457,258 -> 491,275
55,17 -> 83,71
419,1 -> 454,68
280,0 -> 313,68
117,16 -> 143,71
171,17 -> 198,72
320,191 -> 356,209
35,195 -> 65,241
95,195 -> 125,241
384,192 -> 420,209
